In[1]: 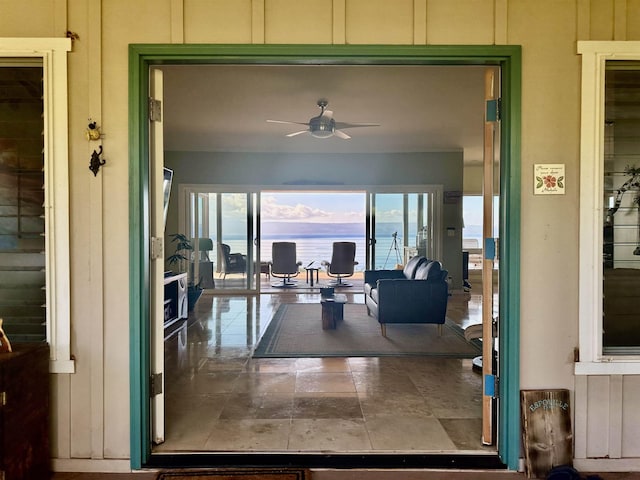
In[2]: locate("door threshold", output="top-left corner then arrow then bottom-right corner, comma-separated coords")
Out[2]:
146,452 -> 505,470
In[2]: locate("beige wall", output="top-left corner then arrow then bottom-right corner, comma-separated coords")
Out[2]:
2,0 -> 640,472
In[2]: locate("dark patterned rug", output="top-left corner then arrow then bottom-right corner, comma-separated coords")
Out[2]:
156,468 -> 309,480
252,303 -> 482,358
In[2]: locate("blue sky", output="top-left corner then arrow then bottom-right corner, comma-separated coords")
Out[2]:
217,191 -> 488,238
261,191 -> 367,224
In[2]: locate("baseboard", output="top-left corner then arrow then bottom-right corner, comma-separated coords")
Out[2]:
52,458 -> 155,473
573,458 -> 640,472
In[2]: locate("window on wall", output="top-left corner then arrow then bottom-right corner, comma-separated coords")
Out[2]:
578,42 -> 640,373
0,63 -> 46,342
602,62 -> 640,355
0,39 -> 73,373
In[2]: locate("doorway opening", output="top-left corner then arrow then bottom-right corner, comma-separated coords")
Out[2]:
132,43 -> 519,465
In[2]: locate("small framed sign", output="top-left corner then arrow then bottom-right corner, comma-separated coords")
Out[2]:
534,164 -> 565,195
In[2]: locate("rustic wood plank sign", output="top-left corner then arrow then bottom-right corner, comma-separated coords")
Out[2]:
521,389 -> 573,478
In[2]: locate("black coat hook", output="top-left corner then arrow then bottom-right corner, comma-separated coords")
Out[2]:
89,146 -> 105,176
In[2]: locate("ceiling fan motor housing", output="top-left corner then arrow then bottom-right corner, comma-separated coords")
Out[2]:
309,115 -> 335,138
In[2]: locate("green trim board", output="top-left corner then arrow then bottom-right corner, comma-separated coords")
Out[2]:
129,44 -> 521,470
498,47 -> 522,472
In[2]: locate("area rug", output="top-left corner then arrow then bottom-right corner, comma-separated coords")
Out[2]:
252,303 -> 482,358
157,468 -> 309,479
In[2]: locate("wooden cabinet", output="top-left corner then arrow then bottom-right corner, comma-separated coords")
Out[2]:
0,343 -> 50,480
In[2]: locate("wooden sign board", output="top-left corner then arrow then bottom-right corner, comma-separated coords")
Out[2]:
521,389 -> 572,478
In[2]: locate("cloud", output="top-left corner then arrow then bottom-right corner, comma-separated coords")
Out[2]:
261,196 -> 330,220
221,194 -> 247,215
261,195 -> 364,223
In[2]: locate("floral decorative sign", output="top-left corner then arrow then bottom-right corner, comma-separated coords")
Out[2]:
534,164 -> 565,195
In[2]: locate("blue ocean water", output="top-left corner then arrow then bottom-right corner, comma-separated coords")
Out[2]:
224,236 -> 433,270
220,224 -> 484,271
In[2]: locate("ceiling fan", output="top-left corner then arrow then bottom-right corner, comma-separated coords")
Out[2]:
266,99 -> 379,139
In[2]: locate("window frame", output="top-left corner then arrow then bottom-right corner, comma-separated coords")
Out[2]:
577,41 -> 640,375
0,38 -> 74,373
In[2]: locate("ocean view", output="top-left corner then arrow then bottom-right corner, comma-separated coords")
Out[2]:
219,223 -> 484,271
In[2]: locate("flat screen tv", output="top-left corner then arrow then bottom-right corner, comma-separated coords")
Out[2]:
162,167 -> 173,232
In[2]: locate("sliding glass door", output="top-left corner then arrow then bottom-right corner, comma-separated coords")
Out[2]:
368,187 -> 442,270
182,187 -> 259,293
181,186 -> 442,290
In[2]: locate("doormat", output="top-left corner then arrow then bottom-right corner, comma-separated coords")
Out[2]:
253,303 -> 482,358
157,468 -> 309,480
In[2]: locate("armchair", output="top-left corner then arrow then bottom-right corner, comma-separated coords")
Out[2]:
364,256 -> 449,337
321,241 -> 358,287
217,243 -> 247,279
271,242 -> 302,288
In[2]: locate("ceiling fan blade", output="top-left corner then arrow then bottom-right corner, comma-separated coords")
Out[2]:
334,121 -> 380,130
267,119 -> 309,126
321,109 -> 334,119
286,130 -> 309,137
333,129 -> 351,140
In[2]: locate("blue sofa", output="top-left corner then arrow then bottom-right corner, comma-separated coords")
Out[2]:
364,255 -> 449,337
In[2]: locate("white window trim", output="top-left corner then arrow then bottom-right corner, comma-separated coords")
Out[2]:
0,38 -> 74,373
577,41 -> 640,375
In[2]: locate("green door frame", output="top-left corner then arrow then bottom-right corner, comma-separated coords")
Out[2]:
129,44 -> 521,470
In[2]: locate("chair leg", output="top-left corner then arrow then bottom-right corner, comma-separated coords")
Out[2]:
380,323 -> 387,337
437,324 -> 443,337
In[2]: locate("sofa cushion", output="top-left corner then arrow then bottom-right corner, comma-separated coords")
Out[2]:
403,255 -> 428,279
364,282 -> 376,296
414,260 -> 443,281
370,285 -> 380,304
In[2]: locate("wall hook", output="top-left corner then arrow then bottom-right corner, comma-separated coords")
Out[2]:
89,146 -> 105,176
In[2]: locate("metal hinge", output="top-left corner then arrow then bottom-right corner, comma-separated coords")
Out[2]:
0,391 -> 5,406
484,374 -> 499,399
150,236 -> 163,260
149,98 -> 162,122
484,237 -> 496,260
486,98 -> 501,122
150,373 -> 163,396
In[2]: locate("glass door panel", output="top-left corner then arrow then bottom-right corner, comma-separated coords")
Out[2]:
184,188 -> 258,294
260,190 -> 367,275
368,189 -> 440,270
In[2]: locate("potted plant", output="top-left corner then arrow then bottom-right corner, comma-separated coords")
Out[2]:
167,233 -> 203,310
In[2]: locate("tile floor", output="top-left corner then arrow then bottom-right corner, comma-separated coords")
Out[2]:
154,273 -> 492,455
52,273 -> 640,479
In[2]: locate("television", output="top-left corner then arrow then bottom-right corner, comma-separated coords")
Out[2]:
162,167 -> 173,232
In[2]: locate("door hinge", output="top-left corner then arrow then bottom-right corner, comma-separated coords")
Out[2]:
484,237 -> 496,260
0,391 -> 5,406
149,97 -> 162,122
150,236 -> 163,260
486,98 -> 501,122
150,373 -> 163,396
484,374 -> 499,398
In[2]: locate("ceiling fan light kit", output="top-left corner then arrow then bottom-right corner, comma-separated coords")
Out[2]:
267,98 -> 379,140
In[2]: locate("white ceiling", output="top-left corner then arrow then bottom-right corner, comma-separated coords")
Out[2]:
161,64 -> 490,164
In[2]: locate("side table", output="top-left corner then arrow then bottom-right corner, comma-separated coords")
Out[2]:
305,266 -> 320,286
321,294 -> 347,329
